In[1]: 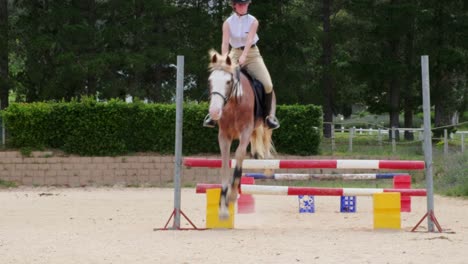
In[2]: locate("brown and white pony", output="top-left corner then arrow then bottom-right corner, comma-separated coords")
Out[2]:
207,50 -> 275,219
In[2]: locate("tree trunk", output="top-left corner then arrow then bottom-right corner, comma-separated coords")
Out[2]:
154,65 -> 162,103
389,77 -> 400,140
387,0 -> 403,140
434,103 -> 453,139
403,106 -> 414,140
431,2 -> 459,139
86,0 -> 97,96
322,0 -> 334,138
388,39 -> 401,140
0,0 -> 9,110
433,74 -> 457,138
403,27 -> 415,140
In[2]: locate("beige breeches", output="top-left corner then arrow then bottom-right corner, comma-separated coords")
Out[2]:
229,46 -> 273,94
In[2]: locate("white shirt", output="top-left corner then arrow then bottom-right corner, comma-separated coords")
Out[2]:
226,13 -> 259,48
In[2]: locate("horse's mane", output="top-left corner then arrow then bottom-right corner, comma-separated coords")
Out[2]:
208,49 -> 238,74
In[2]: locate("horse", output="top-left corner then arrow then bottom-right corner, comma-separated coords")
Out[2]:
207,50 -> 275,219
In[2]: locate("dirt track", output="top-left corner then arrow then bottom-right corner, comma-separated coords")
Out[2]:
0,187 -> 467,264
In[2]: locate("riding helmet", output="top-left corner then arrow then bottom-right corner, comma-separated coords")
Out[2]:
232,0 -> 251,3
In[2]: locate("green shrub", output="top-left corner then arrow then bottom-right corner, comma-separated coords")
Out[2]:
274,104 -> 322,155
2,99 -> 322,156
2,102 -> 53,149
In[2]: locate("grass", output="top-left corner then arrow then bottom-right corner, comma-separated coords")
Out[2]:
319,131 -> 468,196
321,128 -> 467,158
320,132 -> 425,159
433,152 -> 468,197
0,179 -> 17,188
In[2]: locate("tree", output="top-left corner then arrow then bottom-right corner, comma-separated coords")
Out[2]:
344,0 -> 421,139
5,0 -> 467,133
0,0 -> 8,109
12,0 -> 181,102
169,0 -> 226,102
250,0 -> 322,105
416,0 -> 468,137
321,0 -> 334,138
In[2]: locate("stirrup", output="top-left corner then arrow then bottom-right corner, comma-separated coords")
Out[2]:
203,114 -> 216,128
265,115 -> 280,130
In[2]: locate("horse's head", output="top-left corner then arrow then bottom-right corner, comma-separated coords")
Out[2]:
207,50 -> 241,121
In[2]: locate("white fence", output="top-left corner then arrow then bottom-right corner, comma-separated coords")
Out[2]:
329,126 -> 467,155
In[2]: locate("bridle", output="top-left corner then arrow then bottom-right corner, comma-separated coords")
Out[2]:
210,89 -> 229,104
210,67 -> 241,105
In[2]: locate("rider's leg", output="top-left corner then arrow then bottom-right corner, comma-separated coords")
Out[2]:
264,92 -> 280,129
243,47 -> 280,129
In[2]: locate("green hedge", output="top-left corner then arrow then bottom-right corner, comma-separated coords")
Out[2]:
2,99 -> 322,156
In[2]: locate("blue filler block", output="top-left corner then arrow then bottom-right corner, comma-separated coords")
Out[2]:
298,195 -> 315,213
340,196 -> 356,213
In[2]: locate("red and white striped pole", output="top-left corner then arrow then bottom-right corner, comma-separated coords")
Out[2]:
196,183 -> 426,197
184,158 -> 425,170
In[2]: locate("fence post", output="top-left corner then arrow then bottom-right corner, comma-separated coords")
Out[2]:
420,126 -> 424,153
378,128 -> 382,149
444,129 -> 448,156
349,127 -> 354,153
391,127 -> 396,153
331,123 -> 335,154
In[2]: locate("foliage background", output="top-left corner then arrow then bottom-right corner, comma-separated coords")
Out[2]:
1,0 -> 466,137
2,99 -> 322,156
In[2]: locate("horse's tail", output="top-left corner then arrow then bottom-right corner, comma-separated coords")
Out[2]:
264,127 -> 276,158
251,124 -> 276,159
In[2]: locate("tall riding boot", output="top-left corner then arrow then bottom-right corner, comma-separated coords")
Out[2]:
264,92 -> 280,130
203,114 -> 216,128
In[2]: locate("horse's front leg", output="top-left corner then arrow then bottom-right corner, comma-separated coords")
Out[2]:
229,128 -> 252,203
218,133 -> 232,220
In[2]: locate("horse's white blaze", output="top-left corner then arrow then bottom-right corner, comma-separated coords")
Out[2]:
208,70 -> 232,120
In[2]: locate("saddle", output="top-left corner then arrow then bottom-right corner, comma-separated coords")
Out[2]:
237,67 -> 266,120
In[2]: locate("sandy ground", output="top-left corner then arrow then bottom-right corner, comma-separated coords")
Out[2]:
0,187 -> 467,264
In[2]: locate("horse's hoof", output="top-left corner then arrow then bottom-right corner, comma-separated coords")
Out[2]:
219,207 -> 230,220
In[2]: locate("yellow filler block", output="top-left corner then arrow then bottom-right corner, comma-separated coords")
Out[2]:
373,192 -> 401,230
206,188 -> 235,229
